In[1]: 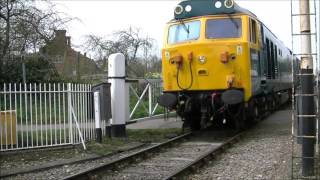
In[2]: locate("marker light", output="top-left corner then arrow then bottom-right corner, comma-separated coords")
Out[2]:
224,0 -> 234,8
185,5 -> 192,12
174,5 -> 184,15
214,1 -> 222,8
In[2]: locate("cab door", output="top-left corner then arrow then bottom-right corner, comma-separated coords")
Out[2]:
248,17 -> 261,95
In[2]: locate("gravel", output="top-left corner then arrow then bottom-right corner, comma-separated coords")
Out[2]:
1,109 -> 294,179
189,109 -> 292,180
0,128 -> 182,179
100,131 -> 236,180
0,147 -> 96,173
2,143 -> 154,180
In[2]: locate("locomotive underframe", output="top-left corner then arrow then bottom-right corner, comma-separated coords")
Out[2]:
160,89 -> 244,130
160,87 -> 290,130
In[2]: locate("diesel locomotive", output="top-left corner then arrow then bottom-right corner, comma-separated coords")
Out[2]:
158,0 -> 297,130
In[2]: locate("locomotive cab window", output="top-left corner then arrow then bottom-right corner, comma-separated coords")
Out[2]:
249,18 -> 257,43
205,18 -> 242,39
168,20 -> 201,44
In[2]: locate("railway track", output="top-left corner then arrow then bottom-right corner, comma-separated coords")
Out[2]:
1,143 -> 153,179
63,130 -> 243,180
4,109 -> 276,179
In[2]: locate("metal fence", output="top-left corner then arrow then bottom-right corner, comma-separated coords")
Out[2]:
0,83 -> 96,151
0,80 -> 164,151
128,79 -> 164,121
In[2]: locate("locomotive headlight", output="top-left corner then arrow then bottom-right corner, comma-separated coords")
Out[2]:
214,1 -> 222,8
185,5 -> 192,12
198,55 -> 206,64
224,0 -> 234,8
174,5 -> 184,15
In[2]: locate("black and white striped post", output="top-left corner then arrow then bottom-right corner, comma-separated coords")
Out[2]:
108,53 -> 127,137
94,91 -> 102,143
299,0 -> 315,176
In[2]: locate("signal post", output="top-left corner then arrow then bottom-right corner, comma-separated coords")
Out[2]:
298,0 -> 316,176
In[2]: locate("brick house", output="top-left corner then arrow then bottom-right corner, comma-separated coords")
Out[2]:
40,30 -> 101,79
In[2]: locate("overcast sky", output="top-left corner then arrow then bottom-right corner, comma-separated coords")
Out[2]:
51,0 -> 319,68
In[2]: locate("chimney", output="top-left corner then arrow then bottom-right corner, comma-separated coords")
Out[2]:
54,30 -> 66,38
66,36 -> 71,47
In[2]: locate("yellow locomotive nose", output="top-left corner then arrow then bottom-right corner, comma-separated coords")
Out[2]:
162,42 -> 246,93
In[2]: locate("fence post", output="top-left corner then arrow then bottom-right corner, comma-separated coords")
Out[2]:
67,83 -> 73,144
148,83 -> 152,117
125,82 -> 130,122
94,91 -> 102,143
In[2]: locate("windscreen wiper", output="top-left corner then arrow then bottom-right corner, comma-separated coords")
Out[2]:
179,19 -> 190,34
227,14 -> 239,29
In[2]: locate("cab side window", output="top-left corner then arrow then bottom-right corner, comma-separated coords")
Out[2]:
249,18 -> 257,44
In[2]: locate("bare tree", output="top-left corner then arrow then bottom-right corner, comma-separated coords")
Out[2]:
114,27 -> 153,63
82,34 -> 119,61
83,27 -> 156,71
0,0 -> 74,81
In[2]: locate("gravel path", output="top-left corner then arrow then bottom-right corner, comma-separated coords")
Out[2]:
189,109 -> 292,180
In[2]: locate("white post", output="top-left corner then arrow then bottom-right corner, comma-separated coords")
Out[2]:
94,91 -> 102,142
67,83 -> 73,144
299,0 -> 313,69
108,53 -> 126,137
148,83 -> 152,117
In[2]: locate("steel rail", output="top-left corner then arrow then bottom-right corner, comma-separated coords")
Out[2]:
164,132 -> 244,180
62,132 -> 193,180
0,143 -> 148,178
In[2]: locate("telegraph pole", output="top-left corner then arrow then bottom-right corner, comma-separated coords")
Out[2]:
299,0 -> 315,176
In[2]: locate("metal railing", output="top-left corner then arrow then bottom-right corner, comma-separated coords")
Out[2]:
0,79 -> 165,151
0,83 -> 96,151
128,79 -> 166,121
